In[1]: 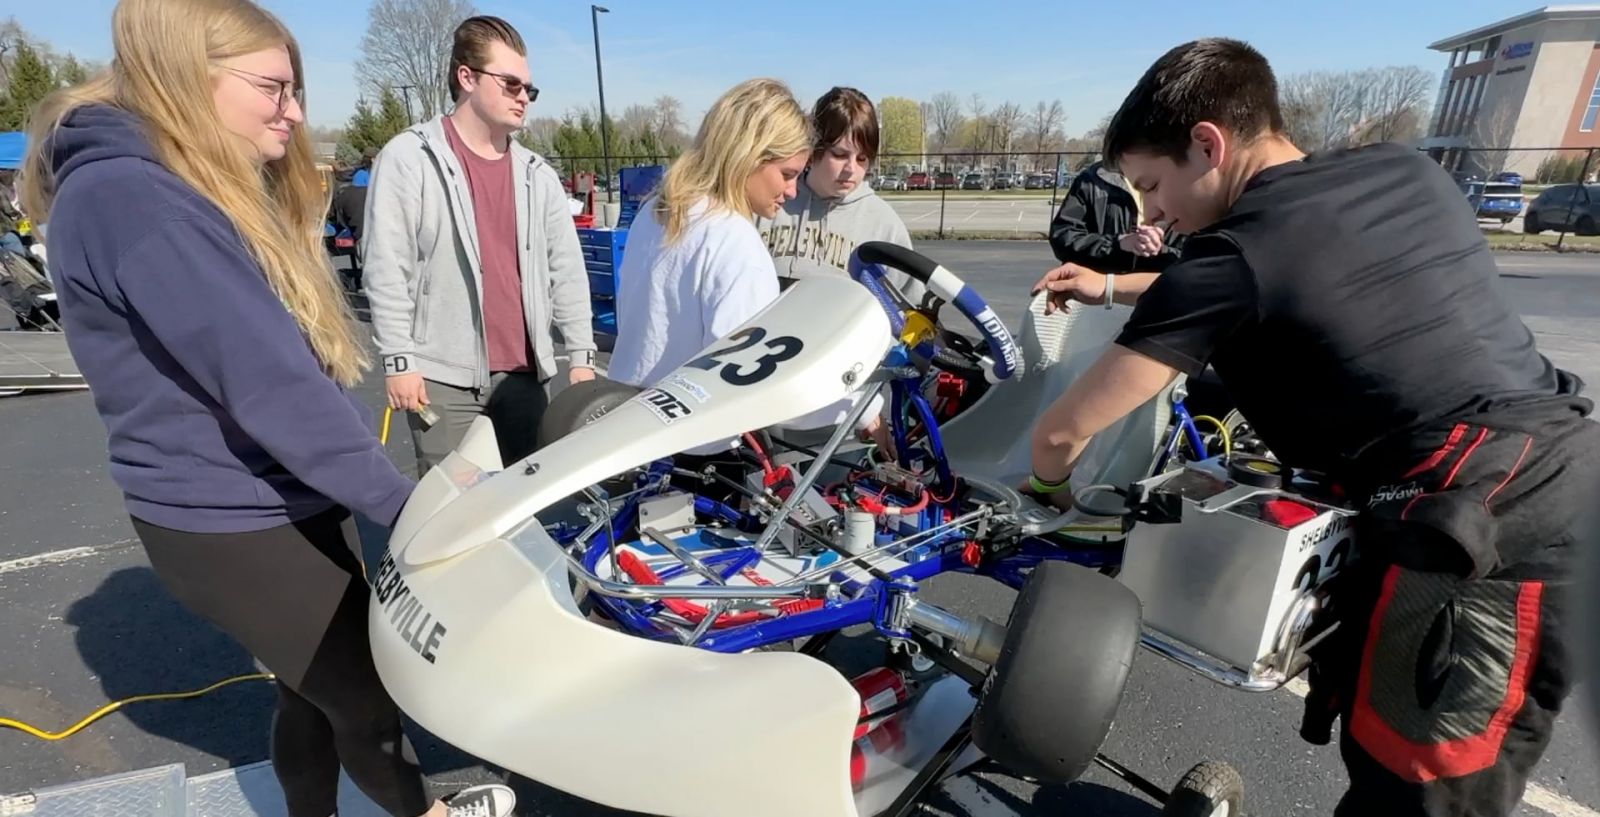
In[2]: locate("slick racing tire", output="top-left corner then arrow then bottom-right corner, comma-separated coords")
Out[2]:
972,561 -> 1142,784
538,378 -> 642,448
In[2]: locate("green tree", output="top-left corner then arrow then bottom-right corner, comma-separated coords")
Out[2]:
56,54 -> 88,86
878,97 -> 923,165
0,42 -> 58,130
337,87 -> 410,158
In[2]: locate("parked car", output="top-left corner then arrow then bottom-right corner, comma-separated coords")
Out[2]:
1460,180 -> 1525,223
875,175 -> 906,191
1024,174 -> 1052,189
935,172 -> 959,190
990,173 -> 1012,190
961,173 -> 987,190
1491,171 -> 1524,186
1523,183 -> 1600,235
907,172 -> 933,190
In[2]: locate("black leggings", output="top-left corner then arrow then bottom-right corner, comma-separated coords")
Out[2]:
133,508 -> 430,817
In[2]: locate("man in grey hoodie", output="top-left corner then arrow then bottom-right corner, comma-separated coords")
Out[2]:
364,16 -> 595,475
757,87 -> 922,303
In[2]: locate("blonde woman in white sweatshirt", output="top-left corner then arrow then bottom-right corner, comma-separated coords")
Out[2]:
609,78 -> 891,458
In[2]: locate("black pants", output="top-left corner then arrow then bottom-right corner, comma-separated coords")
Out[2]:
134,508 -> 430,817
1310,416 -> 1600,817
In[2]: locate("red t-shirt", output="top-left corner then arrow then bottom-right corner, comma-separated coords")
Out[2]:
442,116 -> 531,373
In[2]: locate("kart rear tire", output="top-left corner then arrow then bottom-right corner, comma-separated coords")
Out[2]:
1163,760 -> 1245,817
538,378 -> 642,448
971,562 -> 1142,784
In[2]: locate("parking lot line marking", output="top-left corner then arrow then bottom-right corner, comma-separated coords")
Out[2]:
0,540 -> 136,576
1281,669 -> 1597,817
1525,783 -> 1600,817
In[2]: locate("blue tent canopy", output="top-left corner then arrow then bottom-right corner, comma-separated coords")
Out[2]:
0,132 -> 25,170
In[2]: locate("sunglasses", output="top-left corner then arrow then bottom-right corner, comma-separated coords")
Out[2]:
469,68 -> 539,102
221,66 -> 305,113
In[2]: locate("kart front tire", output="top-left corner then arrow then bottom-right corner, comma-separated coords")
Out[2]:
1163,760 -> 1245,817
971,562 -> 1142,784
537,378 -> 642,448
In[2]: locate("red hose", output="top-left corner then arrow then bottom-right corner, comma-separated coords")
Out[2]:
744,432 -> 776,481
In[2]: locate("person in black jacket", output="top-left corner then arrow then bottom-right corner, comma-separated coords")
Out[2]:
1047,159 -> 1183,272
328,148 -> 372,289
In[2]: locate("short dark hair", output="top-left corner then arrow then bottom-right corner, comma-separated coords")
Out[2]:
811,87 -> 880,165
1103,38 -> 1285,165
448,16 -> 527,103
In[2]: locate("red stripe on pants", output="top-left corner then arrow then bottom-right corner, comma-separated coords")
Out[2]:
1349,565 -> 1544,783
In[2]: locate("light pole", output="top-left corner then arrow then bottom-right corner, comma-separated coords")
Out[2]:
591,5 -> 613,203
396,84 -> 416,125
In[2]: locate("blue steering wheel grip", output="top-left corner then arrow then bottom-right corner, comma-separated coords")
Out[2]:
848,242 -> 1020,381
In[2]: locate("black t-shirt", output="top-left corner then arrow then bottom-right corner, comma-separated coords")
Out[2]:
1115,143 -> 1587,478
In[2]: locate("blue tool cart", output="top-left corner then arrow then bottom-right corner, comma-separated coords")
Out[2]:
579,165 -> 666,343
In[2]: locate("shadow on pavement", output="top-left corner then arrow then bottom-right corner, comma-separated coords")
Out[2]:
65,567 -> 274,769
65,565 -> 504,786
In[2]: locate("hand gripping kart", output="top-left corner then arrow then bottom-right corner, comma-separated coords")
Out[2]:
368,243 -> 1360,817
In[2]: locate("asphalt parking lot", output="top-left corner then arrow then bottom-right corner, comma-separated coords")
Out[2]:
1,241 -> 1597,816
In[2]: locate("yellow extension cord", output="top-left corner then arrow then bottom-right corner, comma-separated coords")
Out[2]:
0,410 -> 1216,742
0,672 -> 276,741
1190,414 -> 1233,459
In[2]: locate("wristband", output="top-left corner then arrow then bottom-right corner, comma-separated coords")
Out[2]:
1103,272 -> 1115,309
1029,472 -> 1072,494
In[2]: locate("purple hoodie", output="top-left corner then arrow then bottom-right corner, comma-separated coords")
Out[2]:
44,105 -> 413,533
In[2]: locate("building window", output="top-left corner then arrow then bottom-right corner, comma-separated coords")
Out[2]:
1583,71 -> 1600,132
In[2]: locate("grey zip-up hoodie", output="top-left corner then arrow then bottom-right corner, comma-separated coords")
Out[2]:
756,175 -> 923,302
362,115 -> 596,390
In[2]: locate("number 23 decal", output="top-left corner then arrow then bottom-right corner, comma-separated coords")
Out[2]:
686,327 -> 804,386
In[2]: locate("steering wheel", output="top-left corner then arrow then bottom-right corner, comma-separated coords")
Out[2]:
847,242 -> 1020,382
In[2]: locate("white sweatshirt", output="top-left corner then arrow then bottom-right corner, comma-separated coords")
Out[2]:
609,197 -> 878,451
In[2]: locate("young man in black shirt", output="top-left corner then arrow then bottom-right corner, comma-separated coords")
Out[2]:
1026,38 -> 1599,816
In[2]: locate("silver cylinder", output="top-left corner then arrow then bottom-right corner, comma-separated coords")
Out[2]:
904,600 -> 1007,666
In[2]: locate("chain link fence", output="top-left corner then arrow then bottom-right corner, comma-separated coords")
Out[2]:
544,146 -> 1599,246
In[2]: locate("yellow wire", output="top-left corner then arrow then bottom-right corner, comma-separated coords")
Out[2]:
1191,414 -> 1233,459
380,406 -> 393,446
0,673 -> 275,741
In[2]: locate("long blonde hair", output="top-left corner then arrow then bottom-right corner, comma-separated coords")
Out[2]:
21,0 -> 367,386
654,78 -> 812,245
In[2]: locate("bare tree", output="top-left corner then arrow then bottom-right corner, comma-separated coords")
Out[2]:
518,116 -> 561,154
355,0 -> 476,122
619,104 -> 655,138
1365,66 -> 1433,143
1282,66 -> 1433,151
1469,102 -> 1519,174
991,101 -> 1025,155
967,93 -> 987,152
930,92 -> 964,155
649,94 -> 689,150
1026,100 -> 1067,169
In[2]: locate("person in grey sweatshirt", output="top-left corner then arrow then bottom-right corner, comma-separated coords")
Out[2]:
756,87 -> 923,304
364,16 -> 595,476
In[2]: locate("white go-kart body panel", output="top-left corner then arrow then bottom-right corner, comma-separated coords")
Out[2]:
370,277 -> 893,817
368,275 -> 1174,817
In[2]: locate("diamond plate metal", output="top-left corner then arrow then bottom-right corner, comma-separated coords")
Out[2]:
2,763 -> 185,817
186,761 -> 387,817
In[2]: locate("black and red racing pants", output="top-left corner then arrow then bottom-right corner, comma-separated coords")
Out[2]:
1302,415 -> 1600,817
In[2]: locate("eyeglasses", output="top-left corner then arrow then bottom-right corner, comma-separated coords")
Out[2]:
221,66 -> 304,113
469,68 -> 539,102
